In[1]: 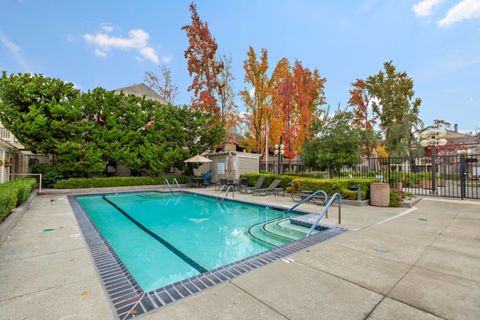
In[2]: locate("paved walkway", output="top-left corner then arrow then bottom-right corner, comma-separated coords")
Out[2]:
0,188 -> 479,319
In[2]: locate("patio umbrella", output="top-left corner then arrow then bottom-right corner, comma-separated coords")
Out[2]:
183,155 -> 212,163
184,155 -> 212,177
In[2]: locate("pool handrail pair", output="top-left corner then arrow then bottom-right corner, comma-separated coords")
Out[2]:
283,189 -> 342,237
164,178 -> 183,193
284,189 -> 329,214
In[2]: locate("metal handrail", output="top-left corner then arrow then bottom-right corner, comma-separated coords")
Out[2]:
164,178 -> 173,193
219,185 -> 228,193
225,185 -> 235,198
306,192 -> 342,237
172,178 -> 183,193
284,189 -> 329,214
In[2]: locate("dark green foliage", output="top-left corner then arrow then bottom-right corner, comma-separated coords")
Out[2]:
240,174 -> 375,200
0,72 -> 225,178
290,177 -> 376,200
54,176 -> 185,189
389,189 -> 403,207
0,178 -> 36,221
240,173 -> 295,189
30,163 -> 63,188
302,110 -> 361,173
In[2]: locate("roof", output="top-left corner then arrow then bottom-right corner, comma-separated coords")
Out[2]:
444,130 -> 480,146
114,83 -> 167,104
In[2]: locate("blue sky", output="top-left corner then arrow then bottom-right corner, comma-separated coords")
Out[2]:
1,0 -> 479,131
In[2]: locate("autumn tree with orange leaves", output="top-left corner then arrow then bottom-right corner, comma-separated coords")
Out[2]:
240,46 -> 326,159
182,3 -> 223,116
270,61 -> 326,159
239,47 -> 272,154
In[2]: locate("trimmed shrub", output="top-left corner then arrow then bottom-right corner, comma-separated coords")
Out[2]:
31,163 -> 63,188
240,174 -> 375,200
0,178 -> 36,222
240,173 -> 295,189
291,177 -> 376,200
54,176 -> 186,189
389,189 -> 403,207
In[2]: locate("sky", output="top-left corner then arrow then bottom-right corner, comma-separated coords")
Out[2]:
1,0 -> 479,132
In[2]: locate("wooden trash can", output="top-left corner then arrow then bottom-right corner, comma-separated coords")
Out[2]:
370,183 -> 390,207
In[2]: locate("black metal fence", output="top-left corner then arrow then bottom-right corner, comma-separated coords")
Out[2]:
336,154 -> 479,199
261,154 -> 480,199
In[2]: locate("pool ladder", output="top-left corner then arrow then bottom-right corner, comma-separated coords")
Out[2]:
219,185 -> 235,198
283,189 -> 342,237
164,178 -> 183,193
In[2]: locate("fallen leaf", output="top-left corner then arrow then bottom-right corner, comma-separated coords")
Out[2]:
81,290 -> 88,296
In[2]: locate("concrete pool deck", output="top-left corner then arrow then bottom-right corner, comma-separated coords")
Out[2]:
0,187 -> 479,319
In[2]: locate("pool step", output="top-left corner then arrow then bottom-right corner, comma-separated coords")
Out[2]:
248,220 -> 291,247
248,217 -> 314,248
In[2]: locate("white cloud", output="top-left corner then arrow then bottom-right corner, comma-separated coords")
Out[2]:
94,48 -> 107,58
0,31 -> 30,72
83,28 -> 159,64
438,0 -> 480,27
139,47 -> 159,64
100,23 -> 114,33
413,0 -> 445,17
162,55 -> 172,63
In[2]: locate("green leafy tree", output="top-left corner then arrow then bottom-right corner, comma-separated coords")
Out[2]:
366,61 -> 422,157
302,109 -> 361,176
0,72 -> 225,177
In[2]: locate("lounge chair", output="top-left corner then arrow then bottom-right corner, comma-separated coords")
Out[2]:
252,179 -> 282,196
240,176 -> 265,194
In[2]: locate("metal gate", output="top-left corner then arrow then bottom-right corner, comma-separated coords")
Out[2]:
337,154 -> 480,199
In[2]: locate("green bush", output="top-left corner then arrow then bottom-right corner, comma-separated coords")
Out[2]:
291,177 -> 376,200
240,173 -> 295,189
389,189 -> 404,207
31,163 -> 64,188
240,174 -> 375,200
54,176 -> 186,189
0,178 -> 36,221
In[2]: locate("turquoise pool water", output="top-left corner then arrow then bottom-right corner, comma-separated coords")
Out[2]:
77,192 -> 297,292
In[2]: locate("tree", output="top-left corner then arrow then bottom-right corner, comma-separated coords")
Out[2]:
239,47 -> 271,154
0,72 -> 225,177
302,109 -> 361,175
217,54 -> 239,143
182,3 -> 223,116
366,61 -> 422,157
348,79 -> 378,157
144,65 -> 178,104
271,60 -> 326,159
0,71 -> 82,155
288,61 -> 326,156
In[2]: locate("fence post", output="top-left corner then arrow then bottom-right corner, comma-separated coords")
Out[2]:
460,154 -> 466,200
431,147 -> 437,194
387,157 -> 391,186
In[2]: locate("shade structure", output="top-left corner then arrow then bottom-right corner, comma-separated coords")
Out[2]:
183,155 -> 212,163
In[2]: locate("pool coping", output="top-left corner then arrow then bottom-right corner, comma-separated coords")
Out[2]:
68,190 -> 346,320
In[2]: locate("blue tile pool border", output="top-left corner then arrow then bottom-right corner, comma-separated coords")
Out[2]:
68,191 -> 346,320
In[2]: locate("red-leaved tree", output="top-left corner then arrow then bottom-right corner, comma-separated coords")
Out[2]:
182,3 -> 223,116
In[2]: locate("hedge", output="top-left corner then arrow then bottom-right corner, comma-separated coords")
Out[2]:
291,177 -> 376,200
0,178 -> 36,222
240,174 -> 375,200
240,173 -> 296,189
54,176 -> 186,189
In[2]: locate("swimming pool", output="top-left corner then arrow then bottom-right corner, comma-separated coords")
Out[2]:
71,191 -> 344,318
